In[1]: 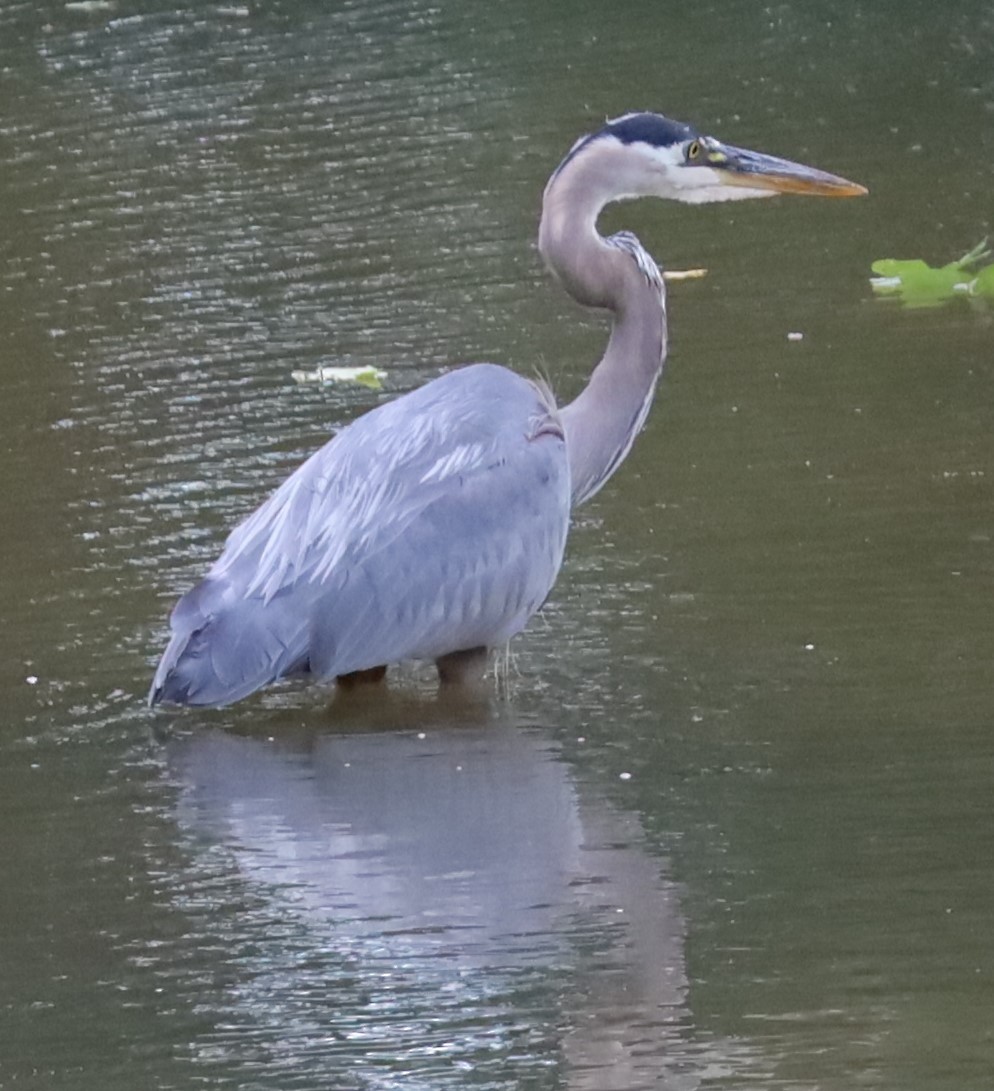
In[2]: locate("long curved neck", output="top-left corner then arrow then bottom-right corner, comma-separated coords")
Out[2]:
539,149 -> 668,508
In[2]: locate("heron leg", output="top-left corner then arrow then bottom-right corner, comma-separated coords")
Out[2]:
435,646 -> 489,687
335,665 -> 388,689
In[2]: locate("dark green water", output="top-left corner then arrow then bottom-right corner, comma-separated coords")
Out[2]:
1,2 -> 991,1088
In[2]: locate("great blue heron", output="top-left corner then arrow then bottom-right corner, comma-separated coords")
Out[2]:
150,112 -> 865,708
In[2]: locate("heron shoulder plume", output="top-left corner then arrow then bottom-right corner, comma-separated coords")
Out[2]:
149,112 -> 864,708
606,231 -> 665,293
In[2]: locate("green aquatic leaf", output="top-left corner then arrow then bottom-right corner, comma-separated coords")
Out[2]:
967,264 -> 994,299
870,240 -> 992,309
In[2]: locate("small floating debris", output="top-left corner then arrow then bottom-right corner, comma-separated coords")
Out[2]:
870,239 -> 994,309
787,331 -> 804,341
291,365 -> 386,390
65,0 -> 116,11
663,268 -> 708,282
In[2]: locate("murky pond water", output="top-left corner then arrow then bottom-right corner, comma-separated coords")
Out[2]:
2,2 -> 992,1088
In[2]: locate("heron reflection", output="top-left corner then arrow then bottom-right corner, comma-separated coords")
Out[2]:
166,713 -> 759,1088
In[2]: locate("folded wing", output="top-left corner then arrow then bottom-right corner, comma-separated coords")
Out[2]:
149,364 -> 569,707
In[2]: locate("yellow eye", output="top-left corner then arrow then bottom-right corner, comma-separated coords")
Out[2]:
686,140 -> 701,161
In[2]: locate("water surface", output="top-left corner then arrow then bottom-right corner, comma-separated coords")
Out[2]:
1,2 -> 992,1088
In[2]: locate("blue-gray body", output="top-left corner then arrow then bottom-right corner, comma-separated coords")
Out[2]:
151,365 -> 570,706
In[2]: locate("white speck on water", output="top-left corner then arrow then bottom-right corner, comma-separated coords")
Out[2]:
788,331 -> 804,341
25,675 -> 38,685
619,771 -> 632,781
804,643 -> 815,651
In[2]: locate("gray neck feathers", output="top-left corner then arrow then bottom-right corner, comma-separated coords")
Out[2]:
538,141 -> 668,507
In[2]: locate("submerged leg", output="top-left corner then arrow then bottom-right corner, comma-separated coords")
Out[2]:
335,665 -> 388,690
435,646 -> 489,687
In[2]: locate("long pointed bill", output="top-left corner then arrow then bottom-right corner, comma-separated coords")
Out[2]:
710,142 -> 867,197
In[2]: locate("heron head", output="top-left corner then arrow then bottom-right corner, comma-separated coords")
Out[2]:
570,112 -> 867,205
